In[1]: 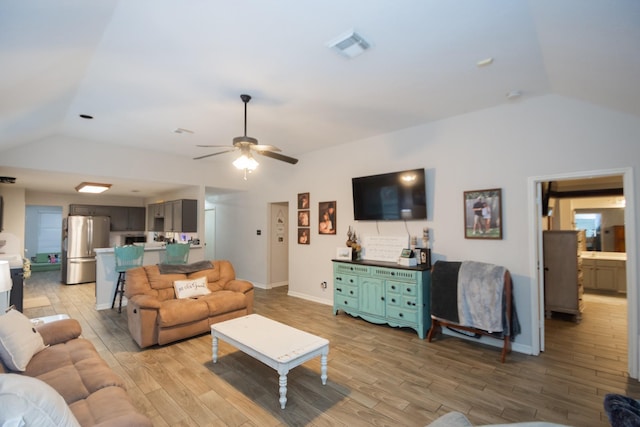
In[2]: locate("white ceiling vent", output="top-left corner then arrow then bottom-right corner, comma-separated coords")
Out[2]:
327,30 -> 370,59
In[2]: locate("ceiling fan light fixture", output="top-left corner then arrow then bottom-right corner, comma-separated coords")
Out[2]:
75,182 -> 111,194
233,153 -> 259,171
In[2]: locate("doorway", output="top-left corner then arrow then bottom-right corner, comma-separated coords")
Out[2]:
530,168 -> 637,378
204,208 -> 216,261
268,202 -> 289,289
25,205 -> 63,259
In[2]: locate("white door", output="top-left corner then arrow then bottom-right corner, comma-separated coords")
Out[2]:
269,202 -> 288,288
204,208 -> 215,261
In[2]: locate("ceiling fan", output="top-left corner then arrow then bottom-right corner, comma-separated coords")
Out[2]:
194,94 -> 298,178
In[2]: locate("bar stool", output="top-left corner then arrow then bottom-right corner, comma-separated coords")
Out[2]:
112,245 -> 144,313
161,243 -> 190,265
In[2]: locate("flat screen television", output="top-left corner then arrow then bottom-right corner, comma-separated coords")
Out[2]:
352,168 -> 427,220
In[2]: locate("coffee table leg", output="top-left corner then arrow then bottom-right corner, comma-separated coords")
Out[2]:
320,351 -> 328,385
278,370 -> 288,409
212,335 -> 219,363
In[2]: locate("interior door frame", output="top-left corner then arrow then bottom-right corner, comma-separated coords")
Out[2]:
528,167 -> 637,378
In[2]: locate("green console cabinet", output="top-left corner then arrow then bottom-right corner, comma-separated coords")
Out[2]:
332,260 -> 431,339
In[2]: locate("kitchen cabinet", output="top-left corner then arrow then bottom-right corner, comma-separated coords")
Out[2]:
69,204 -> 112,216
69,204 -> 145,231
109,207 -> 145,231
147,203 -> 165,232
582,257 -> 626,293
543,230 -> 586,322
164,199 -> 197,232
332,260 -> 431,338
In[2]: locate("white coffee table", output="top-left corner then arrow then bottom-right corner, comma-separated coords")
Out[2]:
211,314 -> 329,409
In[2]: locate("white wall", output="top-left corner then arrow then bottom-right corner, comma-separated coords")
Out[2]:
3,93 -> 640,357
210,94 -> 640,355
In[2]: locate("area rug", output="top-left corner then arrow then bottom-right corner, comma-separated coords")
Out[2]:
23,296 -> 52,309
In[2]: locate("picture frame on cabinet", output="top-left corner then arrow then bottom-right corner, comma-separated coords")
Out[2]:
464,188 -> 502,239
336,247 -> 352,260
319,201 -> 336,235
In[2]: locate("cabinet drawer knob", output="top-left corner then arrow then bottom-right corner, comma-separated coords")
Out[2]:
406,288 -> 412,293
381,296 -> 385,301
336,287 -> 342,292
391,298 -> 396,303
349,290 -> 354,295
398,312 -> 404,317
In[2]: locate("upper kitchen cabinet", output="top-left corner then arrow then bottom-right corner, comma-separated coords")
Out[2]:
164,199 -> 197,232
110,207 -> 146,231
69,204 -> 146,231
147,203 -> 165,232
69,204 -> 112,216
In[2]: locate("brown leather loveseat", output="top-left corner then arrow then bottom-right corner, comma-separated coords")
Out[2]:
0,317 -> 152,426
125,260 -> 254,348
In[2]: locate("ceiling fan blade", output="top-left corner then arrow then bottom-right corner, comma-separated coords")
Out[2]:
256,150 -> 299,165
253,144 -> 281,152
193,149 -> 237,160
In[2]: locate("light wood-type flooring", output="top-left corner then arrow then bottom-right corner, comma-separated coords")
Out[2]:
21,270 -> 639,426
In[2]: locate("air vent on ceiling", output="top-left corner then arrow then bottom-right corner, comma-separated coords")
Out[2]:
327,30 -> 370,59
0,177 -> 16,184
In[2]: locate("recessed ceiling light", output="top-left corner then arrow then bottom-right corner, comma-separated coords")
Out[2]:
79,114 -> 94,119
506,90 -> 522,99
75,182 -> 111,194
476,57 -> 494,67
173,128 -> 194,134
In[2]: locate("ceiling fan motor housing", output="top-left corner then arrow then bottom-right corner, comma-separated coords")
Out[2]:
233,135 -> 258,146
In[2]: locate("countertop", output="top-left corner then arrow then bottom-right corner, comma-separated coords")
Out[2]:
580,251 -> 627,261
0,253 -> 24,268
94,243 -> 202,254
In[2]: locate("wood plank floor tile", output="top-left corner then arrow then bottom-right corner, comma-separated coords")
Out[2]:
21,271 -> 636,426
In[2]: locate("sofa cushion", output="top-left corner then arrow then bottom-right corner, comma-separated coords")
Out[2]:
174,276 -> 211,299
25,338 -> 125,405
0,309 -> 46,371
69,385 -> 152,427
202,290 -> 249,314
158,298 -> 210,327
0,373 -> 81,427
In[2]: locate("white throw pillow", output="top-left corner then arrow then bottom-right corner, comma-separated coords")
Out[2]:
0,309 -> 46,371
174,276 -> 211,299
0,373 -> 81,427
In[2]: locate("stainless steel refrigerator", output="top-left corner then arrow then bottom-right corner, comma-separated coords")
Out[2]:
61,216 -> 110,285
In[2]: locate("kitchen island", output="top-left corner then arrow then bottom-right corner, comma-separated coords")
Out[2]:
94,243 -> 204,310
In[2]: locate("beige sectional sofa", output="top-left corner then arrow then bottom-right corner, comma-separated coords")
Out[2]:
0,315 -> 152,426
125,260 -> 254,348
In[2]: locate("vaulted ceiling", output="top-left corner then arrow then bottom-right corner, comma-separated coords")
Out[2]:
1,1 -> 639,196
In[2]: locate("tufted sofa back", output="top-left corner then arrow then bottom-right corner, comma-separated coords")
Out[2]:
125,260 -> 238,302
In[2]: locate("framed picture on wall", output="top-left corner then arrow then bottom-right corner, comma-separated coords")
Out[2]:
298,210 -> 310,227
298,228 -> 310,244
464,188 -> 502,239
318,201 -> 336,234
298,193 -> 310,210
